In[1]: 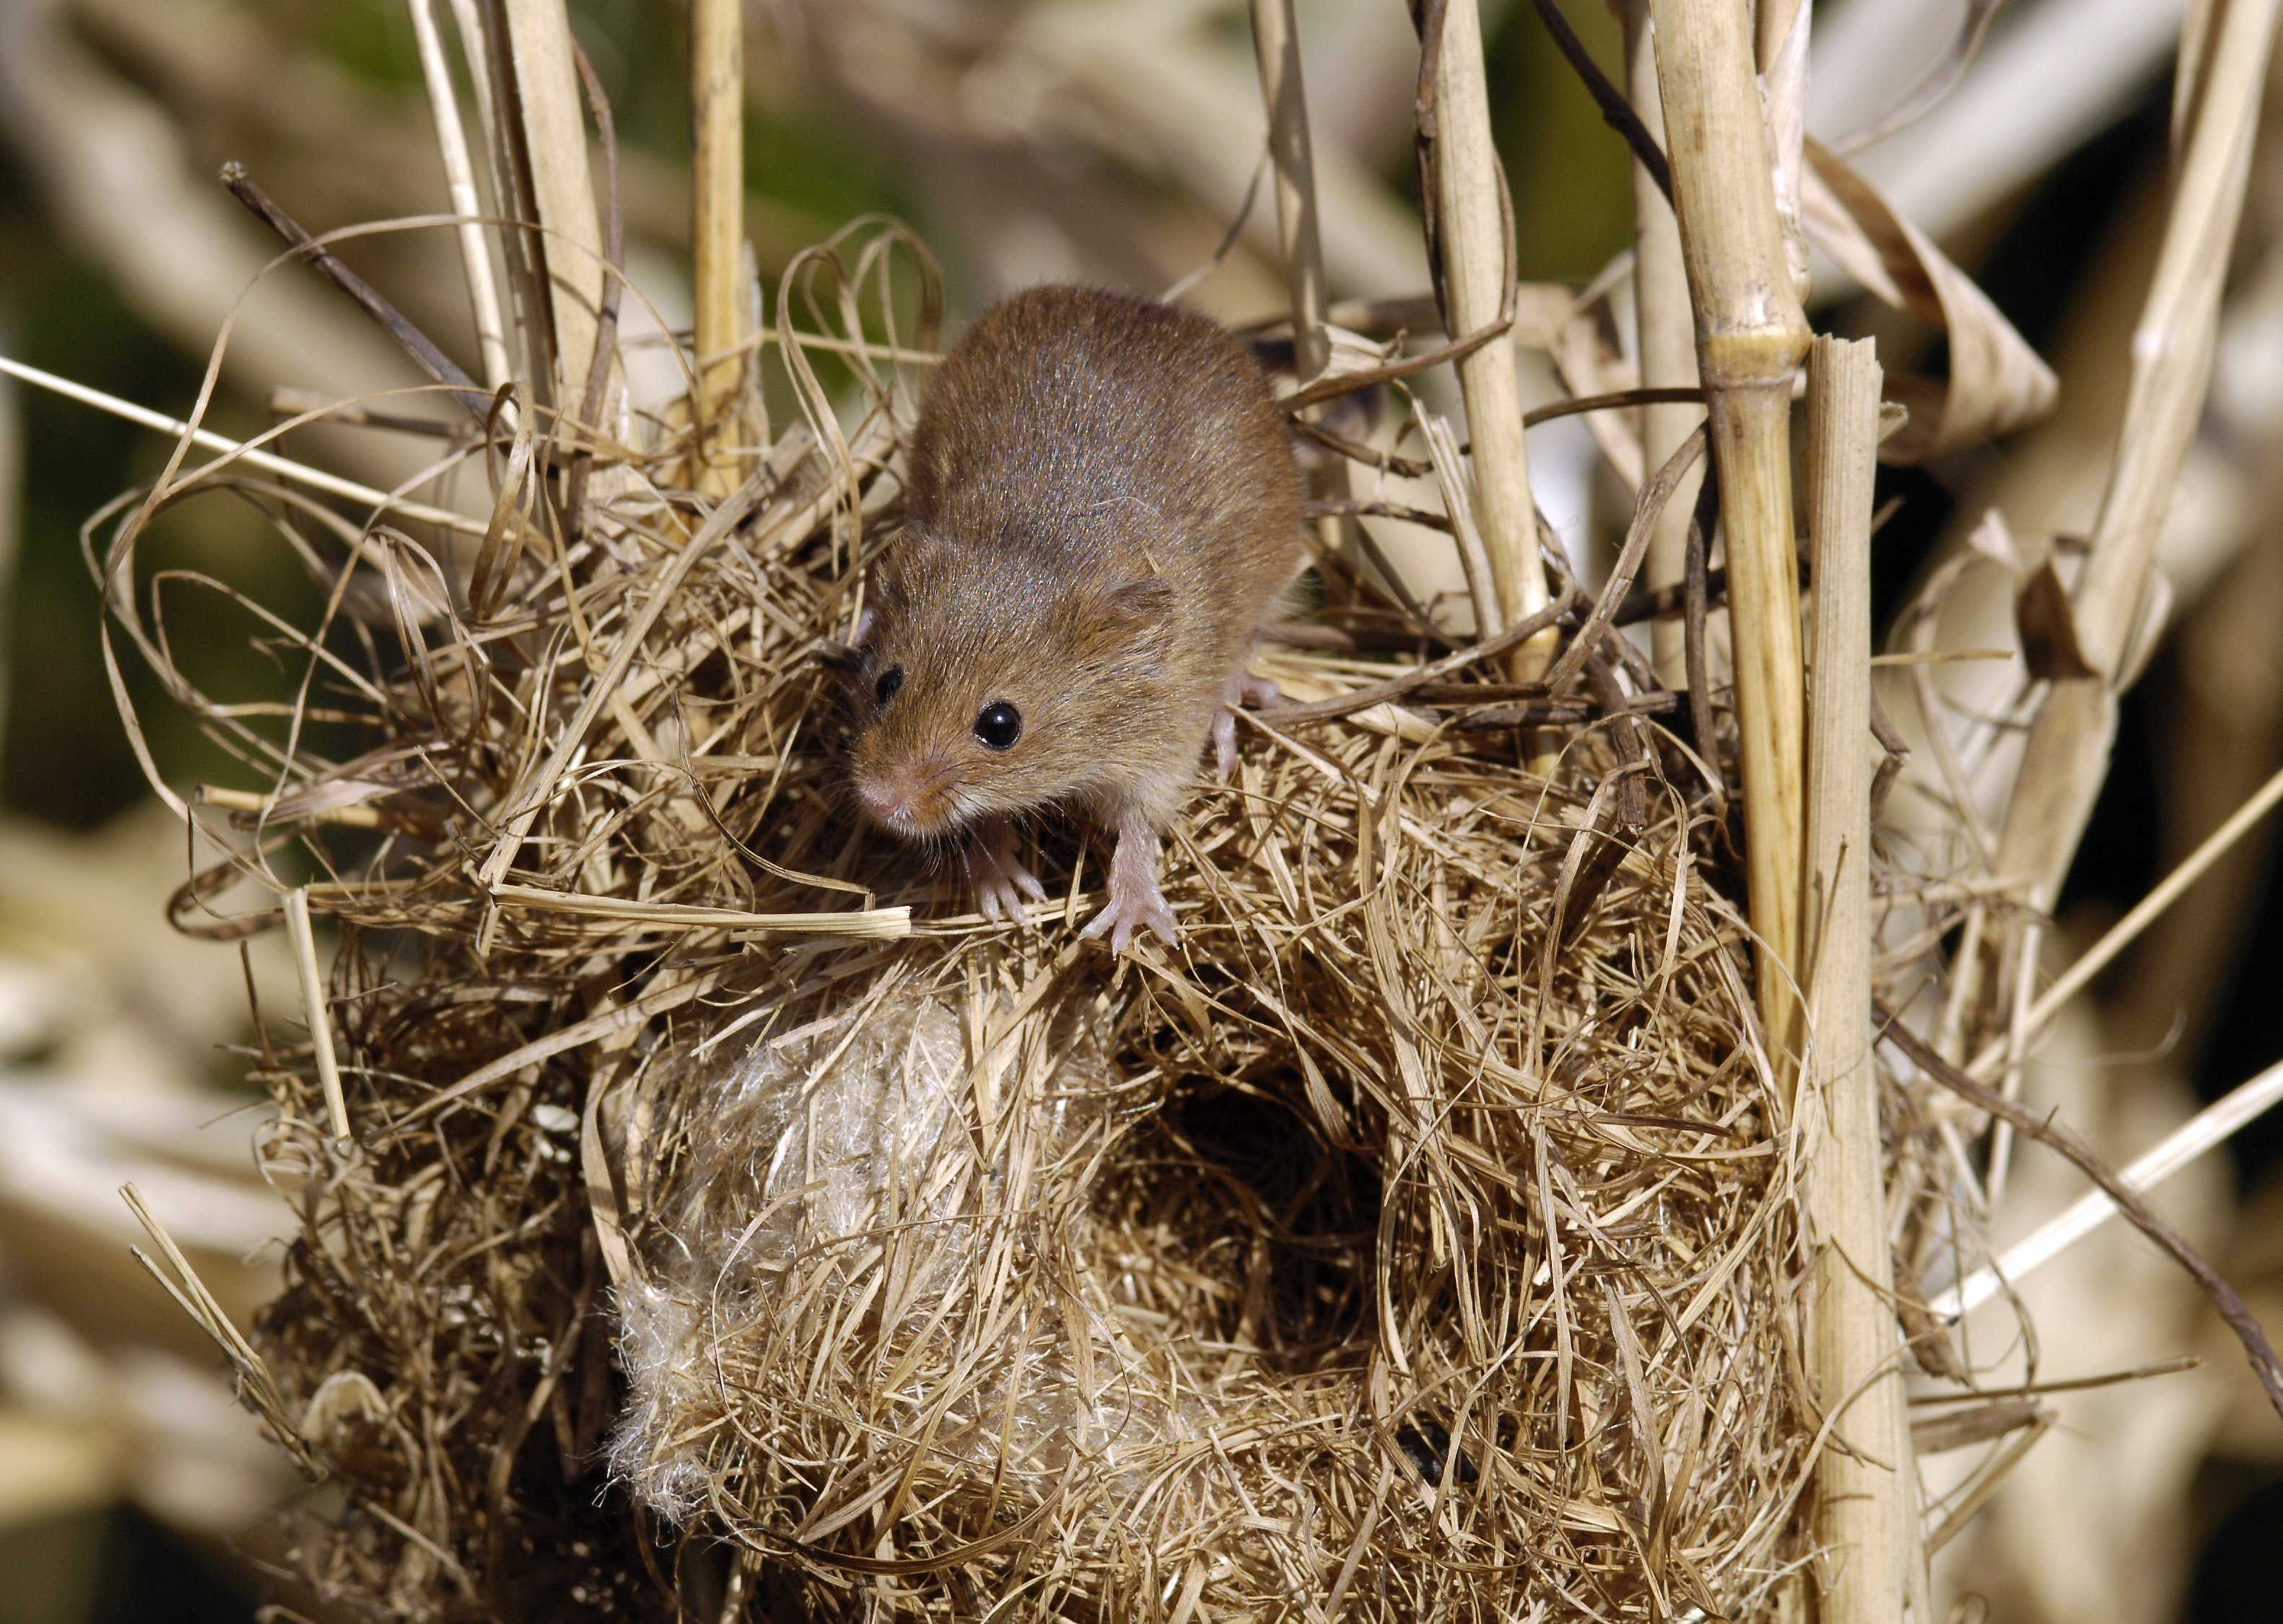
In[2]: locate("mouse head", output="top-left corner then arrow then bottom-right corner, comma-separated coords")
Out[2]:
847,528 -> 1179,841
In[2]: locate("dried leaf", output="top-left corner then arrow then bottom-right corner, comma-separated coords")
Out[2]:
1802,138 -> 2058,462
2014,557 -> 2099,682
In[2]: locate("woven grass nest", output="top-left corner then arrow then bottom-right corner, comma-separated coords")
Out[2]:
75,0 -> 2283,1614
93,206 -> 1830,1620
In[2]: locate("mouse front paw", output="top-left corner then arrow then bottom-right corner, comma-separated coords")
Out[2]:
966,818 -> 1047,924
1078,819 -> 1178,951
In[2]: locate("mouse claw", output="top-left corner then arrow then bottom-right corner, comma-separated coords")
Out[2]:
966,818 -> 1045,926
1078,890 -> 1177,953
1214,669 -> 1281,779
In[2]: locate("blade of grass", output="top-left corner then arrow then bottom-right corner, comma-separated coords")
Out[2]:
1623,0 -> 1703,687
409,0 -> 515,393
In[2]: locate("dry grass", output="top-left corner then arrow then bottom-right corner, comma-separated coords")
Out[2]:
597,715 -> 1809,1620
83,193 -> 1841,1614
43,0 -> 2283,1620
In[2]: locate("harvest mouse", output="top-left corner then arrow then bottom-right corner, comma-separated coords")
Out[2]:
846,284 -> 1306,949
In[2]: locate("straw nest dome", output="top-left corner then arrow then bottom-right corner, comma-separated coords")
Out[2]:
71,0 -> 2283,1615
97,207 -> 1824,1617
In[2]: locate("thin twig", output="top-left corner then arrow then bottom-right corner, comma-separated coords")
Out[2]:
1533,0 -> 1672,202
1937,1055 -> 2283,1321
1875,1004 -> 2283,1422
220,163 -> 490,416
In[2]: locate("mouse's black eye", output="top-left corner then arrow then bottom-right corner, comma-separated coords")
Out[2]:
874,665 -> 904,706
972,701 -> 1021,750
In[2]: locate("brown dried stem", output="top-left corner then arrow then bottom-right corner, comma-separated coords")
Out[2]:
220,162 -> 489,415
1415,0 -> 1555,682
1801,335 -> 1913,1624
1249,0 -> 1353,572
689,0 -> 748,496
496,0 -> 610,406
1248,0 -> 1332,383
1622,0 -> 1704,686
1649,0 -> 1812,1051
1875,1006 -> 2283,1423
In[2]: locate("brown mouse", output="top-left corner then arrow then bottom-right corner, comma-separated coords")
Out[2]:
846,285 -> 1306,949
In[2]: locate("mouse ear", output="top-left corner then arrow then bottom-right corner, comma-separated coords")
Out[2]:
1100,575 -> 1177,628
873,527 -> 943,603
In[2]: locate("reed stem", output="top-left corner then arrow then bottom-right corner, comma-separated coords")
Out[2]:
1623,1 -> 1703,686
409,0 -> 514,395
1802,334 -> 1911,1624
1423,0 -> 1555,681
1983,0 -> 2281,933
690,0 -> 748,496
1648,0 -> 1811,1047
498,0 -> 608,406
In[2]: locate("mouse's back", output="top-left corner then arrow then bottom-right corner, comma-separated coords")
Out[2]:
904,286 -> 1302,631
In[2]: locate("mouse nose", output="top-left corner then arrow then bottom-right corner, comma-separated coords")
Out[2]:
855,761 -> 957,834
858,754 -> 963,840
856,774 -> 908,824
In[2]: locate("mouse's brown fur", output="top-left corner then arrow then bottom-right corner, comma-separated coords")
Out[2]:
847,284 -> 1306,948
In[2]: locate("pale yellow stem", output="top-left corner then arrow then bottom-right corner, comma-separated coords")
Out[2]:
1649,0 -> 1812,1048
691,0 -> 748,496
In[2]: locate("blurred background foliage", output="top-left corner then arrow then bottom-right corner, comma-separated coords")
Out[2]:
0,1 -> 2277,1621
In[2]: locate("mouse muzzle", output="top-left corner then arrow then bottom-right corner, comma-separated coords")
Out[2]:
854,754 -> 965,839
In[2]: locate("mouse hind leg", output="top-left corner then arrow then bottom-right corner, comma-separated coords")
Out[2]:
1213,664 -> 1281,778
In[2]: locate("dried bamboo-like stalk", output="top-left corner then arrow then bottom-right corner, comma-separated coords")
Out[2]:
1249,0 -> 1330,382
1802,335 -> 1912,1624
496,0 -> 608,405
1421,0 -> 1554,681
689,0 -> 747,496
409,0 -> 512,394
1979,0 -> 2280,939
1623,0 -> 1703,686
1648,0 -> 1811,1046
1249,0 -> 1352,567
1755,0 -> 1812,302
